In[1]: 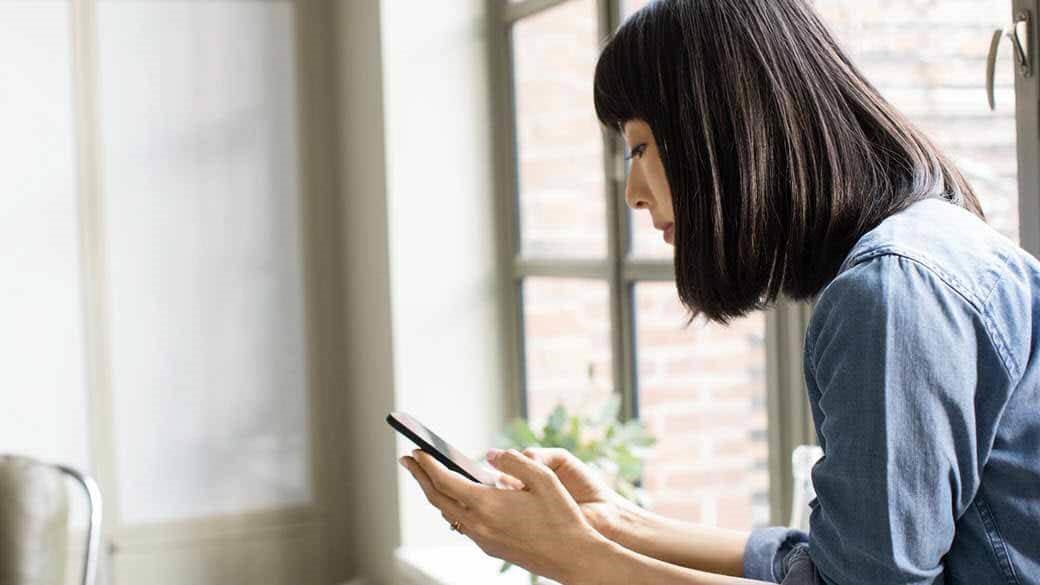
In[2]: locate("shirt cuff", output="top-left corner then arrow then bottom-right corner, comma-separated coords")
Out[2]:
743,526 -> 810,582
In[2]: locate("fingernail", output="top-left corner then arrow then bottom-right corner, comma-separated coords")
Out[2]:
398,456 -> 407,466
487,448 -> 502,461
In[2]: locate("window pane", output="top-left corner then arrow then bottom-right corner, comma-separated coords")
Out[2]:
513,0 -> 607,258
817,1 -> 1019,241
0,0 -> 91,472
630,206 -> 673,258
636,283 -> 769,530
623,0 -> 652,18
98,0 -> 311,523
522,278 -> 613,425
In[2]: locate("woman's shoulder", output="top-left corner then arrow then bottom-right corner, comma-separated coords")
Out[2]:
810,197 -> 1039,380
832,197 -> 1029,309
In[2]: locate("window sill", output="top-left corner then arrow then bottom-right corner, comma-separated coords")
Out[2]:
395,544 -> 561,585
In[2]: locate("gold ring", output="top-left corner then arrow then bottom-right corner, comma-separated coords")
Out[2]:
450,520 -> 462,533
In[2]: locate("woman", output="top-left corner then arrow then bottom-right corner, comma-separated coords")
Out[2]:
400,1 -> 1040,583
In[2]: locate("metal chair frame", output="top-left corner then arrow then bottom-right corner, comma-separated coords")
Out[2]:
0,457 -> 103,585
53,464 -> 103,585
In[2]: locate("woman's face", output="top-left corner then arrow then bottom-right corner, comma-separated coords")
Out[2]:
623,119 -> 675,245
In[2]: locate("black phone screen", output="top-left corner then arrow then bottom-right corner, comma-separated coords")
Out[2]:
386,411 -> 498,485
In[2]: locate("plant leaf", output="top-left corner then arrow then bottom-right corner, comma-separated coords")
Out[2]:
501,418 -> 539,449
556,415 -> 580,451
574,440 -> 601,462
493,399 -> 658,545
612,445 -> 643,481
612,420 -> 656,447
544,405 -> 567,438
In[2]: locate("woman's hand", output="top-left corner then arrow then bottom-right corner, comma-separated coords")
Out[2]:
400,448 -> 608,584
491,447 -> 635,543
498,448 -> 749,579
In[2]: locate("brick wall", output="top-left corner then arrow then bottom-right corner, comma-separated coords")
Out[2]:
635,284 -> 769,527
515,0 -> 1019,532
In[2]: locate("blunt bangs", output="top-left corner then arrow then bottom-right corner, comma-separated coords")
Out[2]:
593,5 -> 661,133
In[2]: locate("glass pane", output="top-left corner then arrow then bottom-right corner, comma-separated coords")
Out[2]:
98,0 -> 311,523
513,0 -> 607,258
623,0 -> 653,18
0,1 -> 91,472
816,1 -> 1019,242
522,278 -> 613,426
636,283 -> 769,530
630,206 -> 674,258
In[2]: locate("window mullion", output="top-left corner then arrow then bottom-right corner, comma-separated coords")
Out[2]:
598,0 -> 637,422
1013,0 -> 1040,256
491,0 -> 526,420
502,0 -> 572,23
765,300 -> 815,527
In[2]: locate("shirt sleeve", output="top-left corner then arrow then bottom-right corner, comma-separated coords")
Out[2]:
743,253 -> 1006,584
743,527 -> 809,581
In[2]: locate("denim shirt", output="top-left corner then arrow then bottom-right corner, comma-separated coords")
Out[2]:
743,197 -> 1040,584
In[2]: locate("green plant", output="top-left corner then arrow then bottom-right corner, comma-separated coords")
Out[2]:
491,396 -> 656,585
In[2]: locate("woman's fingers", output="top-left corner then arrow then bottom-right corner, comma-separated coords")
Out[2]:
492,470 -> 526,490
520,447 -> 578,471
401,455 -> 470,519
410,450 -> 490,508
486,449 -> 555,491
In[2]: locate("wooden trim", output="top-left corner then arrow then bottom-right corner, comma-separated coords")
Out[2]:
112,507 -> 322,551
70,0 -> 121,552
292,0 -> 347,579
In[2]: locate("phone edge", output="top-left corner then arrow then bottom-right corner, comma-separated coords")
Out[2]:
385,412 -> 485,485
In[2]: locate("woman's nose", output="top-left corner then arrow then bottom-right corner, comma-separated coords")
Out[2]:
624,171 -> 651,211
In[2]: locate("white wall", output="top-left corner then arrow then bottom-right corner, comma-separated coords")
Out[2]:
332,1 -> 505,582
380,0 -> 505,549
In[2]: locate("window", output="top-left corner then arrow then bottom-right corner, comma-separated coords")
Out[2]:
816,0 -> 1023,244
493,0 -> 1039,534
98,1 -> 312,523
0,0 -> 91,477
498,0 -> 770,531
1,1 -> 323,578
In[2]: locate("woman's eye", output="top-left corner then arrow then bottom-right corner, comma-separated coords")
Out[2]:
624,143 -> 647,161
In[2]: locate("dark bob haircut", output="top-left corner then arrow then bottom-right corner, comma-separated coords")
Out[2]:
594,0 -> 984,324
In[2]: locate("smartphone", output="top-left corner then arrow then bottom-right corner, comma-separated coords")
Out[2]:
387,411 -> 498,486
